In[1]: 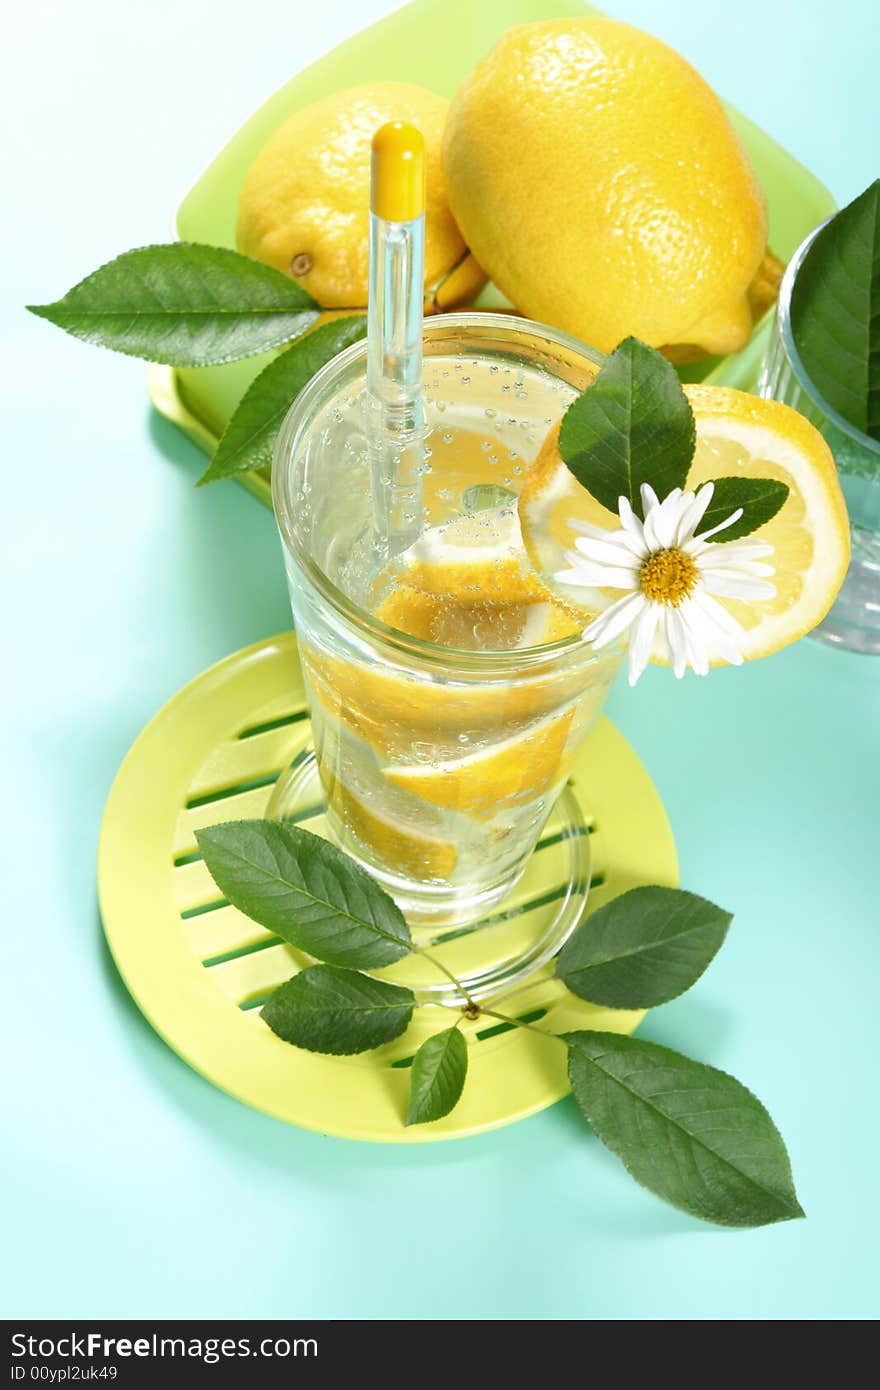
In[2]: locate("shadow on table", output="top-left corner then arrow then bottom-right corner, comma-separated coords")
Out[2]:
145,406 -> 290,647
547,994 -> 738,1238
147,408 -> 206,482
95,915 -> 516,1174
96,908 -> 737,1235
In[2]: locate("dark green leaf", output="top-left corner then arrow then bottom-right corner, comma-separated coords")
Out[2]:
557,886 -> 731,1008
566,1031 -> 804,1228
558,337 -> 695,518
27,243 -> 318,366
262,965 -> 415,1055
196,820 -> 411,968
199,315 -> 367,484
694,476 -> 790,541
790,180 -> 880,440
406,1026 -> 468,1126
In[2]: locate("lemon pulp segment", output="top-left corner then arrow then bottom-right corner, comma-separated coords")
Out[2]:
384,706 -> 577,820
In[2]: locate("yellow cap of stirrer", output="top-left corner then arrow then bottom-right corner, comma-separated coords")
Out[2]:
370,122 -> 426,222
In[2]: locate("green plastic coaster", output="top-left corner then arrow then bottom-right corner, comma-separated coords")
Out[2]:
149,0 -> 835,503
98,633 -> 678,1142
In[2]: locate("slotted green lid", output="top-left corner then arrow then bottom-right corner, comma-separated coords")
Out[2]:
98,633 -> 679,1142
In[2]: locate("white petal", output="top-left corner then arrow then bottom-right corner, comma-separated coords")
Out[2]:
719,644 -> 744,666
689,587 -> 746,638
640,483 -> 660,512
679,609 -> 710,676
614,500 -> 647,557
681,596 -> 744,666
701,573 -> 777,600
627,603 -> 661,686
674,484 -> 713,546
642,503 -> 662,550
582,591 -> 645,648
709,629 -> 745,666
698,558 -> 776,578
702,537 -> 775,562
554,561 -> 639,590
567,518 -> 647,559
665,604 -> 711,677
568,519 -> 617,540
618,495 -> 637,528
661,608 -> 685,678
573,534 -> 641,566
649,608 -> 672,664
616,527 -> 650,558
649,487 -> 686,549
690,506 -> 744,544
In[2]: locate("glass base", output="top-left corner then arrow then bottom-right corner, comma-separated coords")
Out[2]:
813,527 -> 880,655
266,751 -> 591,1003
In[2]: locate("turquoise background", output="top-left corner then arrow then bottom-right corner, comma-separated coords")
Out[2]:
3,0 -> 878,1320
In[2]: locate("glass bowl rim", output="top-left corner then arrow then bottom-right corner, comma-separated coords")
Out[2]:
777,222 -> 880,459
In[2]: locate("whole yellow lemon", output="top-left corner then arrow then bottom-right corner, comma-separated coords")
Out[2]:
442,19 -> 769,356
237,81 -> 471,309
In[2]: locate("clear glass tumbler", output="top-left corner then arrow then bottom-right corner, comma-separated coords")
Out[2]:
271,313 -> 623,998
757,226 -> 880,653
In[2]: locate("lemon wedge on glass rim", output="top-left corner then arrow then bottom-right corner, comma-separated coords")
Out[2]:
519,385 -> 850,662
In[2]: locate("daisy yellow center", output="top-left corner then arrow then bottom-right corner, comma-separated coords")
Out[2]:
639,547 -> 698,607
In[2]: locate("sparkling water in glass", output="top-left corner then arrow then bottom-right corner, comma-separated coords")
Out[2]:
271,315 -> 624,950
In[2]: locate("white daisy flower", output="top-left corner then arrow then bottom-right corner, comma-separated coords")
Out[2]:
553,481 -> 776,686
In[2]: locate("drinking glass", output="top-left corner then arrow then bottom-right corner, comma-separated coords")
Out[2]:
271,313 -> 623,999
758,226 -> 880,653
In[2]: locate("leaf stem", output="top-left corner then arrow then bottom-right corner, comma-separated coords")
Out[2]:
478,1008 -> 563,1042
412,946 -> 478,1009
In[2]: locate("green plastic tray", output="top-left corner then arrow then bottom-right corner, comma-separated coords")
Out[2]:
98,632 -> 677,1141
152,0 -> 836,507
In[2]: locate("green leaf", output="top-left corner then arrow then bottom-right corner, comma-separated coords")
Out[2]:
558,337 -> 695,518
199,315 -> 367,484
406,1026 -> 469,1126
196,820 -> 411,968
262,965 -> 415,1055
789,180 -> 880,440
694,476 -> 790,541
566,1031 -> 804,1228
27,243 -> 318,367
557,887 -> 731,1008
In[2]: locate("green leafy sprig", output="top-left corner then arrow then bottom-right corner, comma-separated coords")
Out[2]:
28,244 -> 320,366
29,246 -> 792,521
29,239 -> 795,534
196,819 -> 803,1231
198,316 -> 367,484
558,336 -> 789,535
27,243 -> 366,486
